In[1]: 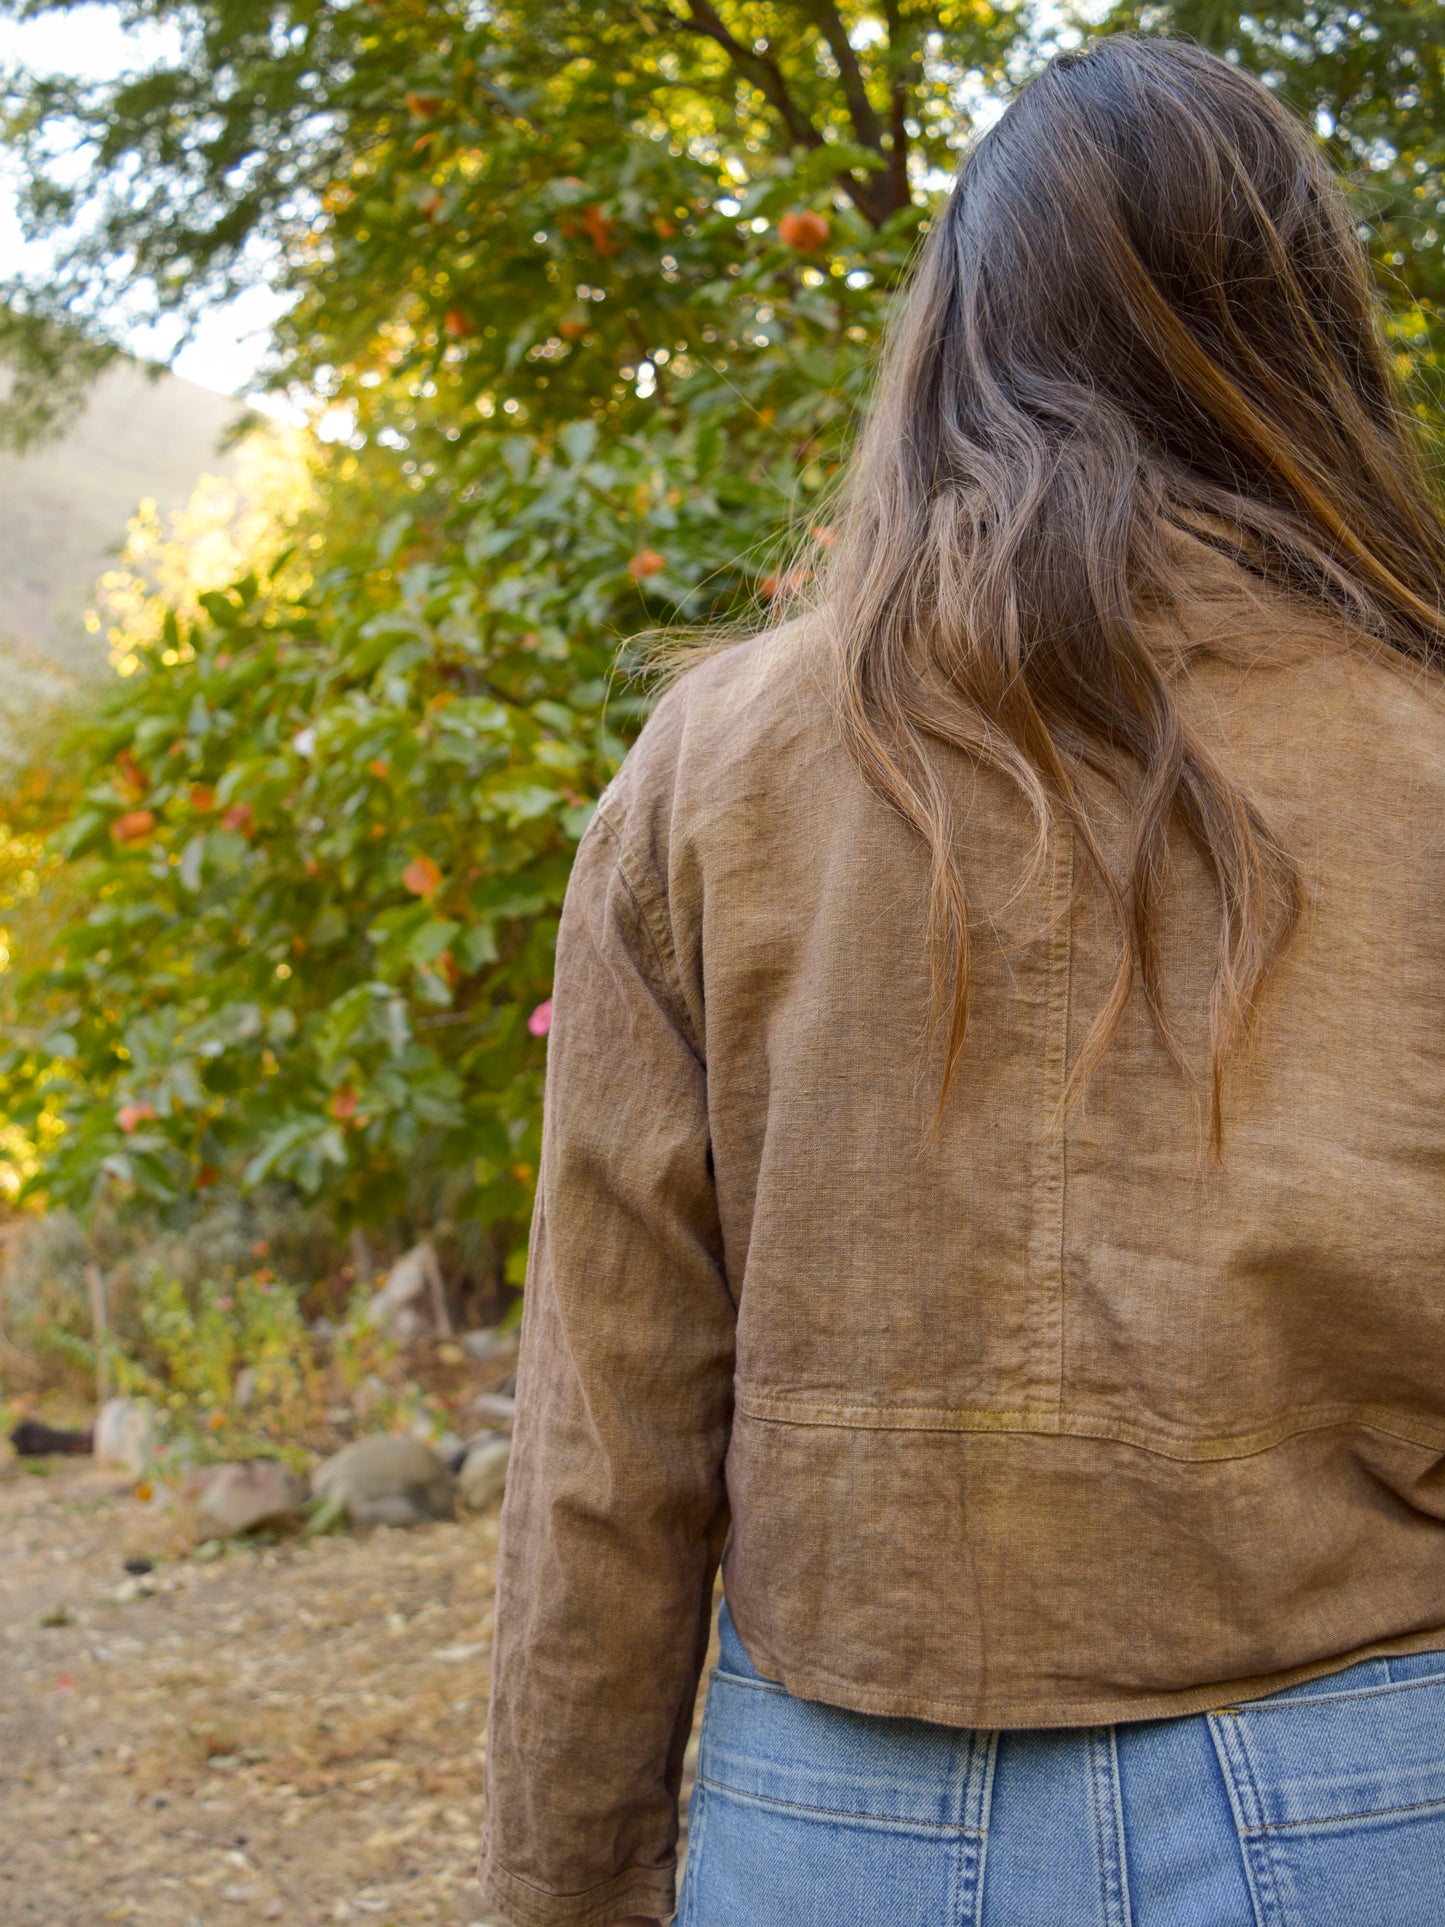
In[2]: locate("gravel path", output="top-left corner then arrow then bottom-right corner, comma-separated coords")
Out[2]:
0,1457 -> 708,1926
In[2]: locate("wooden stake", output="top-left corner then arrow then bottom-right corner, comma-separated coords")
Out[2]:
85,1261 -> 110,1408
420,1238 -> 453,1338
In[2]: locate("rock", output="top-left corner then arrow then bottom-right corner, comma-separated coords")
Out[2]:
468,1391 -> 517,1428
363,1238 -> 451,1346
457,1435 -> 512,1513
193,1460 -> 310,1539
312,1434 -> 455,1528
416,1426 -> 466,1472
460,1326 -> 518,1366
93,1397 -> 155,1478
11,1419 -> 93,1457
109,1574 -> 156,1604
232,1366 -> 259,1411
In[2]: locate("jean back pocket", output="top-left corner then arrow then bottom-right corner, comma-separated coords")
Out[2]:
1209,1661 -> 1445,1926
679,1667 -> 994,1927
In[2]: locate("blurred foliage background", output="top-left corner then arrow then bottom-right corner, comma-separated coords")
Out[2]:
0,0 -> 1441,1349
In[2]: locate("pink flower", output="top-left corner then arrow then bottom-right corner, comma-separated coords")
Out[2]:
527,998 -> 553,1038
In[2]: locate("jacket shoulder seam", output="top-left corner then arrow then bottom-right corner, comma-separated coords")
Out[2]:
588,792 -> 701,1062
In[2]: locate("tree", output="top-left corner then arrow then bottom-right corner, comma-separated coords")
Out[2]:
2,0 -> 1443,1283
0,0 -> 1018,441
0,1 -> 1014,1273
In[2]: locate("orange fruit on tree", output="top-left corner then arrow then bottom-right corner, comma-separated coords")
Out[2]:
403,853 -> 443,897
778,209 -> 830,252
114,747 -> 147,796
111,810 -> 157,843
580,204 -> 614,256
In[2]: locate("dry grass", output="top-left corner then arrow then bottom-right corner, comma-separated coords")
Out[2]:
0,1455 -> 712,1926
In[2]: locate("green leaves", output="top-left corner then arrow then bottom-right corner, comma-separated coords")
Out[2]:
12,0 -> 1438,1278
0,4 -> 924,1257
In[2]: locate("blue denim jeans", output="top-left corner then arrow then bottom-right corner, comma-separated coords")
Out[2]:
677,1596 -> 1445,1925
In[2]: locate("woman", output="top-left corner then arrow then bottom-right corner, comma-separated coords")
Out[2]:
480,34 -> 1445,1927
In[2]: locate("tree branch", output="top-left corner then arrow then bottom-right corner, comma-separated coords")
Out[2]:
649,0 -> 900,227
805,0 -> 885,153
668,0 -> 825,152
884,0 -> 911,217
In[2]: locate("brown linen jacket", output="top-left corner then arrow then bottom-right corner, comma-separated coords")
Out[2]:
479,545 -> 1445,1927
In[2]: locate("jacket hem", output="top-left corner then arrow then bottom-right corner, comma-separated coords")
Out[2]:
724,1613 -> 1445,1732
477,1853 -> 677,1927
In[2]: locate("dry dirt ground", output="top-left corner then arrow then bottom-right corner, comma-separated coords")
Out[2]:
0,1457 -> 710,1927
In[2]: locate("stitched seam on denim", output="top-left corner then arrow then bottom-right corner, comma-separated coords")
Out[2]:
677,1781 -> 709,1927
732,1394 -> 1445,1461
943,1735 -> 969,1927
1206,1715 -> 1273,1927
1087,1728 -> 1132,1927
966,1732 -> 998,1927
1227,1670 -> 1445,1713
945,1727 -> 992,1927
962,1728 -> 997,1837
696,1773 -> 985,1835
1087,1730 -> 1112,1927
1105,1728 -> 1132,1927
707,1667 -> 788,1696
952,1830 -> 987,1927
1242,1793 -> 1445,1833
1228,1715 -> 1287,1927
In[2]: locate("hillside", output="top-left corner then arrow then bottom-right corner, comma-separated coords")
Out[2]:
0,360 -> 244,756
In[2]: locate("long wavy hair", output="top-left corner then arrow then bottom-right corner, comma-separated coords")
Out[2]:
813,34 -> 1445,1146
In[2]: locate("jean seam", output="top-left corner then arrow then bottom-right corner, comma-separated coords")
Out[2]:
707,1666 -> 787,1697
1208,1712 -> 1280,1927
1226,1669 -> 1445,1713
973,1730 -> 999,1927
1241,1792 -> 1445,1832
953,1728 -> 997,1927
695,1773 -> 985,1835
1086,1727 -> 1132,1927
677,1780 -> 709,1927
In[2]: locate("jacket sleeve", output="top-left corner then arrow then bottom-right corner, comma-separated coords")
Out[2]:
478,794 -> 735,1927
